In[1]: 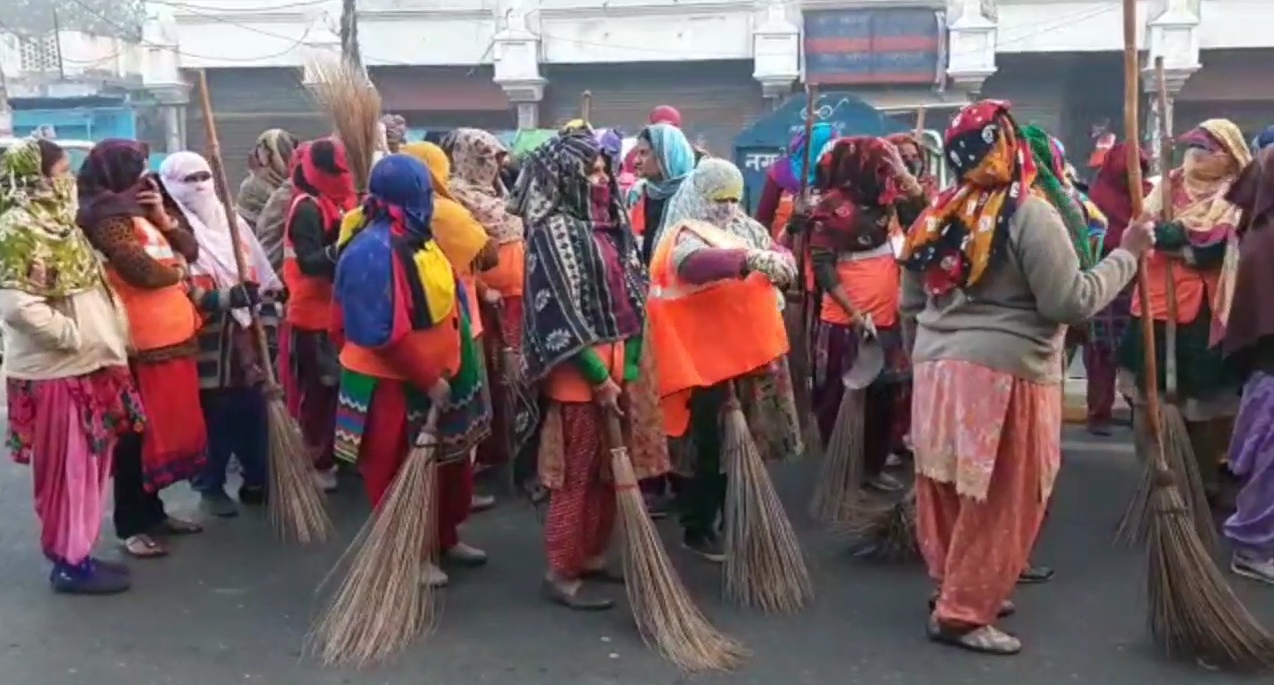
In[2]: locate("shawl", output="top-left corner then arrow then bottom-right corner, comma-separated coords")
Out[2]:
237,128 -> 297,226
640,123 -> 695,202
1221,146 -> 1274,362
381,114 -> 408,153
661,158 -> 773,251
772,122 -> 835,195
160,151 -> 279,326
447,128 -> 524,245
808,136 -> 902,254
1252,125 -> 1274,154
1145,118 -> 1249,342
1021,124 -> 1097,269
290,139 -> 358,231
509,129 -> 648,383
75,138 -> 150,228
901,100 -> 1038,296
0,139 -> 103,297
399,141 -> 490,271
1088,141 -> 1150,252
336,154 -> 455,349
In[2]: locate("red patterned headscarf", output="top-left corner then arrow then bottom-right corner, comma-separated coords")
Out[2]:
900,100 -> 1037,296
809,136 -> 904,254
886,132 -> 937,200
290,138 -> 357,231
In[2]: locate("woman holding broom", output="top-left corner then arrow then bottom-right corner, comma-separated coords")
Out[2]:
1116,119 -> 1249,505
76,140 -> 213,558
509,128 -> 669,609
650,158 -> 801,563
809,136 -> 927,496
280,138 -> 358,494
900,100 -> 1153,654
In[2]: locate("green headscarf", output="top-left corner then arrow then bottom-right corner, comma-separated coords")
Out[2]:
0,139 -> 104,297
1020,125 -> 1097,269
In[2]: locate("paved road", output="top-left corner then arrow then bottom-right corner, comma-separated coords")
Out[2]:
0,425 -> 1270,685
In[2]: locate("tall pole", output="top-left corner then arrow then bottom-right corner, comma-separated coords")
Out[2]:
0,67 -> 13,137
340,0 -> 361,71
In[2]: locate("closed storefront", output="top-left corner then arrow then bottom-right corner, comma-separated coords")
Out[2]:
186,68 -> 331,188
372,66 -> 515,132
540,61 -> 765,158
1177,49 -> 1274,140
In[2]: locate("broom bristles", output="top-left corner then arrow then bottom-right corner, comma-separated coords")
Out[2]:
837,488 -> 922,563
610,448 -> 749,672
722,400 -> 814,613
308,438 -> 441,667
1146,470 -> 1274,671
810,387 -> 864,524
1116,403 -> 1215,550
305,53 -> 383,190
266,400 -> 333,544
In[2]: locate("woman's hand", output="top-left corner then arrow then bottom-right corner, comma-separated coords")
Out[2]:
1120,217 -> 1156,258
855,312 -> 878,340
745,249 -> 796,289
481,288 -> 503,305
592,378 -> 623,415
427,377 -> 451,406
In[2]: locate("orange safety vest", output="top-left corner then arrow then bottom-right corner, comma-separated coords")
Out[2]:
105,217 -> 201,353
630,196 -> 647,237
1129,250 -> 1219,324
647,220 -> 789,437
283,195 -> 336,331
769,192 -> 794,242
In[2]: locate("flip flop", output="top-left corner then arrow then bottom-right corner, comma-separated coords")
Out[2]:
121,534 -> 169,559
541,578 -> 615,611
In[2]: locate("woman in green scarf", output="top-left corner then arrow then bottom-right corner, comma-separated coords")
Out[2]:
0,138 -> 144,595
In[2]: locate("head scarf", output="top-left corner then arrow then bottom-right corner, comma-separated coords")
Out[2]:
397,141 -> 489,272
336,153 -> 454,350
901,99 -> 1038,296
291,138 -> 358,231
1145,118 -> 1249,342
649,105 -> 682,127
75,138 -> 150,229
808,136 -> 904,255
238,128 -> 298,228
1088,141 -> 1150,253
160,151 -> 280,326
639,123 -> 695,202
447,128 -> 524,245
509,129 -> 646,383
0,139 -> 103,297
661,158 -> 772,250
595,128 -> 624,177
771,122 -> 835,195
1221,146 -> 1274,361
381,114 -> 408,153
885,132 -> 937,199
1021,124 -> 1098,269
1252,125 -> 1274,154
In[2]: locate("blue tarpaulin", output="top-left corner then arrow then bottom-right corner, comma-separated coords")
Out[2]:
733,91 -> 905,213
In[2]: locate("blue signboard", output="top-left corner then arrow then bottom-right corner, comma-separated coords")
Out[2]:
804,7 -> 942,86
732,91 -> 905,212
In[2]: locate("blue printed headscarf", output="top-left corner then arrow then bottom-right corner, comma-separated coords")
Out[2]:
641,123 -> 695,201
1252,125 -> 1274,153
772,122 -> 835,194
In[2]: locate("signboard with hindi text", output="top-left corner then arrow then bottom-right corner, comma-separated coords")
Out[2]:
803,7 -> 944,86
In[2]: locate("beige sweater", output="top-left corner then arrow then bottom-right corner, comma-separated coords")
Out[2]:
0,284 -> 131,381
901,195 -> 1138,385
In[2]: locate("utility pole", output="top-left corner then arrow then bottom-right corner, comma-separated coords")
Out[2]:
339,0 -> 361,70
51,4 -> 66,80
0,68 -> 12,137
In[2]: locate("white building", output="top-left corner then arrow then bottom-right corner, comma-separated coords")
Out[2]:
3,0 -> 1269,182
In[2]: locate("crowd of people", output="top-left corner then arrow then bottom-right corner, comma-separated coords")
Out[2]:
0,96 -> 1271,659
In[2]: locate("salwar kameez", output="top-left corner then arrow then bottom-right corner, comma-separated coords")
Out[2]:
541,403 -> 617,578
814,323 -> 911,476
283,326 -> 340,471
1224,371 -> 1274,558
912,360 -> 1061,628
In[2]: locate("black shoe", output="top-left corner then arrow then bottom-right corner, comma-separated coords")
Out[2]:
50,562 -> 131,595
238,484 -> 267,506
682,534 -> 726,563
644,493 -> 669,520
91,557 -> 130,577
1017,564 -> 1054,584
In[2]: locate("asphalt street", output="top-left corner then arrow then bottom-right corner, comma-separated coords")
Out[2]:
0,421 -> 1271,685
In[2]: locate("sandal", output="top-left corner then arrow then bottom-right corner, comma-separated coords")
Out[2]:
1017,564 -> 1054,584
152,517 -> 203,536
121,534 -> 169,559
541,578 -> 615,611
927,619 -> 1021,655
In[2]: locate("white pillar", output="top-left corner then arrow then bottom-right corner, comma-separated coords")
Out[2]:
752,0 -> 799,101
1144,0 -> 1201,173
946,0 -> 998,99
493,0 -> 545,131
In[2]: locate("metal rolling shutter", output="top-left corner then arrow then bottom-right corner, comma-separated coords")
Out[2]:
185,68 -> 330,188
981,64 -> 1063,139
541,61 -> 767,158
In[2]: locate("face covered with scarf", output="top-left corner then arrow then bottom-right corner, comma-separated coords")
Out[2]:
662,158 -> 749,233
0,138 -> 103,297
448,128 -> 524,245
75,138 -> 154,228
292,138 -> 358,221
251,129 -> 299,188
901,99 -> 1037,296
807,136 -> 907,255
159,151 -> 280,296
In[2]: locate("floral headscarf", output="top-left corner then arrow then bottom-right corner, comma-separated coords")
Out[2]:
901,99 -> 1037,296
0,139 -> 103,297
448,127 -> 524,244
809,136 -> 905,254
661,158 -> 772,250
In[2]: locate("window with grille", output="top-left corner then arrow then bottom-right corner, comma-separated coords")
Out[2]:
18,34 -> 59,73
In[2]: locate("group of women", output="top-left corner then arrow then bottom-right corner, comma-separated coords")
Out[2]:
2,97 -> 1271,660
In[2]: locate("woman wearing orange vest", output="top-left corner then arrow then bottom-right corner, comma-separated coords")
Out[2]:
649,158 -> 802,561
280,139 -> 358,493
511,129 -> 668,608
77,140 -> 224,558
808,137 -> 928,495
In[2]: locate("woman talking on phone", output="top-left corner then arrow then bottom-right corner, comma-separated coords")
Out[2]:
77,141 -> 260,559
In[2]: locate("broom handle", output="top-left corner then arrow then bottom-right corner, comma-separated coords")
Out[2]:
580,91 -> 592,126
1122,0 -> 1168,470
195,69 -> 282,393
1153,57 -> 1180,403
914,106 -> 926,137
792,83 -> 819,366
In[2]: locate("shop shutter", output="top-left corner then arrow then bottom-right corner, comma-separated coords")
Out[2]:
540,61 -> 767,159
981,65 -> 1063,139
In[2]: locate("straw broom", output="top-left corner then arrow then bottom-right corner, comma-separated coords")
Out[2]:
808,374 -> 865,524
786,83 -> 823,455
1114,57 -> 1216,551
599,410 -> 748,672
195,69 -> 333,545
305,53 -> 383,191
721,380 -> 813,613
1119,8 -> 1274,669
308,407 -> 443,667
